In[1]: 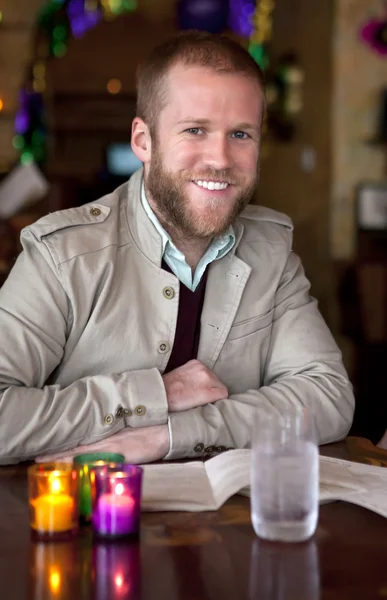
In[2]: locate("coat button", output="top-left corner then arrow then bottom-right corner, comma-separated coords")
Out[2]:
134,405 -> 146,416
115,406 -> 124,419
90,207 -> 102,216
158,341 -> 170,354
163,286 -> 175,299
194,443 -> 204,453
205,446 -> 215,453
104,413 -> 114,425
124,408 -> 132,416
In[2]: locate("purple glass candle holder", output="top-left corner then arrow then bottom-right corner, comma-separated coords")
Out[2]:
90,465 -> 143,538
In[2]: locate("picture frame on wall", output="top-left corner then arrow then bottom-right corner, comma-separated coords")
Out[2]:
356,181 -> 387,230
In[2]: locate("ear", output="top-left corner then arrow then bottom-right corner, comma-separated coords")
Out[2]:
131,117 -> 152,164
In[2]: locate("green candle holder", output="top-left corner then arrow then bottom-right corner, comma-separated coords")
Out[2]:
73,453 -> 125,522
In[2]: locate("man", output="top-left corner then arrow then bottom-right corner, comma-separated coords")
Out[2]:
0,32 -> 354,464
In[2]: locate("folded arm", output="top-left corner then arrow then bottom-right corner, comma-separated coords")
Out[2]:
0,234 -> 168,463
166,252 -> 355,459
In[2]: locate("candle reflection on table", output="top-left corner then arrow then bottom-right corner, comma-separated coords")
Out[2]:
92,540 -> 141,600
29,540 -> 80,599
249,537 -> 320,600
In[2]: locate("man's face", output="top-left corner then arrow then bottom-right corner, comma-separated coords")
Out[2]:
145,63 -> 263,238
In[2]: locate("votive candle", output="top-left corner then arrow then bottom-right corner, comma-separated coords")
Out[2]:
91,465 -> 143,538
73,452 -> 125,521
28,463 -> 78,540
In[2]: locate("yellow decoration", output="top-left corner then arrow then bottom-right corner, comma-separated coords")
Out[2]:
0,99 -> 3,112
101,0 -> 114,19
85,0 -> 98,11
33,62 -> 46,79
33,80 -> 46,93
250,0 -> 275,45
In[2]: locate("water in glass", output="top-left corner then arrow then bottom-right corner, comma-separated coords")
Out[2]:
251,412 -> 319,542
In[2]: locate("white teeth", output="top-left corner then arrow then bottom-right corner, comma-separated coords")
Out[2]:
194,180 -> 229,190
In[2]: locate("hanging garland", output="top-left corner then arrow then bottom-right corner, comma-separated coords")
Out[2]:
14,0 -> 137,166
248,0 -> 275,71
14,0 -> 275,166
228,0 -> 275,71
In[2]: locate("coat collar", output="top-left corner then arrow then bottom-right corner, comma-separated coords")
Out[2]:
125,168 -> 164,266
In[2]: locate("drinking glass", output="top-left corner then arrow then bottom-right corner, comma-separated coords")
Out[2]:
250,409 -> 319,542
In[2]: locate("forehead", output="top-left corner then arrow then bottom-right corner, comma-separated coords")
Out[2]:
160,63 -> 263,126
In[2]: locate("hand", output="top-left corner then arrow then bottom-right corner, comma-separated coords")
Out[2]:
36,424 -> 170,464
163,359 -> 228,412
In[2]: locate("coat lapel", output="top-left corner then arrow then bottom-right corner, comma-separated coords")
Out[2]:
198,250 -> 251,370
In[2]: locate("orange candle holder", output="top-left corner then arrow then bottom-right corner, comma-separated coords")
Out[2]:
28,463 -> 78,541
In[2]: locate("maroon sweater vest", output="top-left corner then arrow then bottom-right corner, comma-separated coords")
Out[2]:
162,259 -> 208,373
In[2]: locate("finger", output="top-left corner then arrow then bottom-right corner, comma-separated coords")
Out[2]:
35,443 -> 92,463
36,454 -> 73,463
209,385 -> 228,401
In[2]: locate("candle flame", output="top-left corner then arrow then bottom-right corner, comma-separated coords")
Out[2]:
115,574 -> 124,589
115,483 -> 124,496
50,477 -> 61,494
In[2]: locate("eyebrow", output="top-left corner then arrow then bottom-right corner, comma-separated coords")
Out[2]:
177,118 -> 259,133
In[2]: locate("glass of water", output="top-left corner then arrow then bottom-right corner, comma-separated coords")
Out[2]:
250,409 -> 319,542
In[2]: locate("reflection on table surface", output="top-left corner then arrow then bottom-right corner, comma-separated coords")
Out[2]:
29,532 -> 141,599
249,538 -> 319,600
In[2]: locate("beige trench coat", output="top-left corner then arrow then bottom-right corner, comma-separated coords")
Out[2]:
0,169 -> 354,463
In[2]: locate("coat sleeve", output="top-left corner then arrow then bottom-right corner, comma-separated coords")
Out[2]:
167,251 -> 355,459
0,231 -> 168,464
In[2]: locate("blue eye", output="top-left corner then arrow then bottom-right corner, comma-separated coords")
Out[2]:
232,131 -> 249,139
186,128 -> 203,135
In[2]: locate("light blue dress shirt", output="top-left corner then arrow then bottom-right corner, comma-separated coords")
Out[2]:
141,183 -> 235,290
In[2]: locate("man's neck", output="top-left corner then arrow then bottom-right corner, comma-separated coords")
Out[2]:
155,209 -> 211,269
168,231 -> 212,270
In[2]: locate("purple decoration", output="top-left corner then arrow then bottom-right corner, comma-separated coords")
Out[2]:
229,0 -> 255,37
14,90 -> 45,137
15,110 -> 30,135
361,17 -> 387,56
67,0 -> 102,38
178,0 -> 229,34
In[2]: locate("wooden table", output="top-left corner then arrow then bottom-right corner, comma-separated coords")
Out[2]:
1,437 -> 387,600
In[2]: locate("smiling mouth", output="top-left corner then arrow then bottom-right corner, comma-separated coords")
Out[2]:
192,180 -> 230,190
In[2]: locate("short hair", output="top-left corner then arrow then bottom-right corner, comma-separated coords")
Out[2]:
136,30 -> 265,135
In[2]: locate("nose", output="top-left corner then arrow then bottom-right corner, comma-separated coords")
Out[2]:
202,134 -> 232,171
